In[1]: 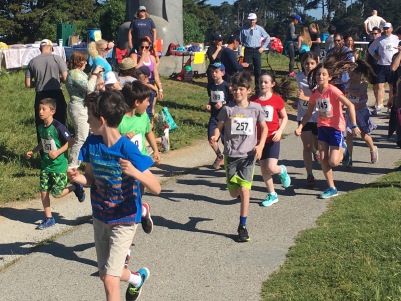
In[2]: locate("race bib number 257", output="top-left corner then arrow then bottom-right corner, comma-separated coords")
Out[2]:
231,117 -> 254,135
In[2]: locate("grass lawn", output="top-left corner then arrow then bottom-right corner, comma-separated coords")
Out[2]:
261,167 -> 401,300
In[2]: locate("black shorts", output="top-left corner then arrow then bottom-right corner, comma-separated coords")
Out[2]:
260,141 -> 280,160
375,65 -> 392,83
299,121 -> 318,135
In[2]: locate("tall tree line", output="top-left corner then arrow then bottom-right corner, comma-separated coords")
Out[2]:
1,0 -> 400,44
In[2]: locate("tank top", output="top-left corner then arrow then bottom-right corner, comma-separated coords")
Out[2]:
137,53 -> 154,79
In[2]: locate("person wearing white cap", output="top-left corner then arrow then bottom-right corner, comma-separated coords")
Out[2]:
364,10 -> 386,37
240,12 -> 270,94
25,39 -> 69,146
368,22 -> 400,114
128,5 -> 157,53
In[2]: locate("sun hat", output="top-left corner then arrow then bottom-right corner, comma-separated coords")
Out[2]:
119,58 -> 136,70
247,13 -> 257,20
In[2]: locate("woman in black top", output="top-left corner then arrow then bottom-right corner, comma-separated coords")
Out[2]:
206,33 -> 224,91
309,23 -> 321,57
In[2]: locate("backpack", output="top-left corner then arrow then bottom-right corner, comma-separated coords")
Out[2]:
270,37 -> 283,54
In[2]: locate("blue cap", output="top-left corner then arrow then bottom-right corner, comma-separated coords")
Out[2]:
291,14 -> 302,24
210,62 -> 225,71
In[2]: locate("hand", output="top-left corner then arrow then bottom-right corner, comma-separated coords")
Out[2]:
254,144 -> 263,160
119,158 -> 138,178
242,62 -> 249,68
94,65 -> 104,74
206,104 -> 211,111
67,167 -> 81,182
297,89 -> 305,100
272,129 -> 282,142
153,151 -> 161,164
125,132 -> 135,139
258,48 -> 264,54
48,150 -> 58,159
387,96 -> 394,109
216,45 -> 222,52
214,102 -> 223,110
108,41 -> 115,50
210,135 -> 218,143
294,127 -> 302,136
128,41 -> 133,50
158,91 -> 164,100
26,151 -> 33,159
352,127 -> 361,137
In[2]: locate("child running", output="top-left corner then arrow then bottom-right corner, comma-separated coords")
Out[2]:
67,90 -> 161,301
250,71 -> 291,206
26,98 -> 85,229
295,49 -> 361,199
295,52 -> 320,186
206,62 -> 230,169
343,59 -> 378,166
211,71 -> 268,242
120,81 -> 161,234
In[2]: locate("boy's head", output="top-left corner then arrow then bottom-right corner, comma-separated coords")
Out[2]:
210,62 -> 225,81
134,66 -> 151,82
38,98 -> 56,120
230,71 -> 252,102
84,91 -> 128,131
121,81 -> 152,113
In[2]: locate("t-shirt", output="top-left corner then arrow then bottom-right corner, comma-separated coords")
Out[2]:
221,47 -> 243,83
119,76 -> 137,87
207,81 -> 230,117
309,84 -> 345,131
295,72 -> 318,123
130,17 -> 156,47
118,112 -> 151,155
250,94 -> 284,143
217,101 -> 265,157
92,56 -> 112,80
309,32 -> 320,55
25,54 -> 68,92
368,34 -> 400,66
38,119 -> 71,173
79,135 -> 154,225
364,15 -> 386,32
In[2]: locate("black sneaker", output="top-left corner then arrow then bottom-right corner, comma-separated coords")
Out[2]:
237,225 -> 250,242
141,203 -> 153,234
74,183 -> 85,203
126,268 -> 150,301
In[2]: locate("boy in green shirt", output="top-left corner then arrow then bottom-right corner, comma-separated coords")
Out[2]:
26,98 -> 85,229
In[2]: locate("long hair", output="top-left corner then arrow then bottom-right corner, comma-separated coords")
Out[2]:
308,48 -> 357,91
88,39 -> 107,59
309,23 -> 320,33
300,26 -> 312,47
259,71 -> 293,101
352,59 -> 376,83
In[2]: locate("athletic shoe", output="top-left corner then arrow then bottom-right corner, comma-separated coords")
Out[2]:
288,72 -> 296,77
278,165 -> 291,188
212,155 -> 224,169
37,217 -> 56,230
237,225 -> 250,242
312,151 -> 321,164
141,203 -> 153,234
319,187 -> 338,199
126,268 -> 150,301
161,136 -> 170,153
74,183 -> 85,203
260,192 -> 278,207
342,142 -> 351,167
306,175 -> 316,187
370,146 -> 378,163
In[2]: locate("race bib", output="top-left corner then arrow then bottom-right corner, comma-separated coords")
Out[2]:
262,105 -> 274,122
300,101 -> 309,110
211,90 -> 225,103
131,133 -> 143,152
231,117 -> 254,135
41,138 -> 57,153
316,98 -> 332,118
347,93 -> 360,104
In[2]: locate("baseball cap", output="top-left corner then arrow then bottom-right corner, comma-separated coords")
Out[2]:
119,58 -> 136,70
40,39 -> 53,47
247,13 -> 257,20
104,71 -> 118,85
138,5 -> 146,11
135,66 -> 151,77
291,14 -> 303,24
227,34 -> 241,44
212,33 -> 223,41
210,62 -> 225,71
383,22 -> 392,28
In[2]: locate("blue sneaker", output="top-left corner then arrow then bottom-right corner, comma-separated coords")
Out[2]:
319,187 -> 338,199
260,192 -> 278,207
37,217 -> 56,230
126,268 -> 150,301
74,183 -> 85,203
278,165 -> 291,188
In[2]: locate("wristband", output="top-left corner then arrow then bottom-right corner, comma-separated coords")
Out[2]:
158,89 -> 163,92
351,125 -> 358,129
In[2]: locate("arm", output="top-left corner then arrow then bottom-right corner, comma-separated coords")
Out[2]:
364,22 -> 370,36
26,143 -> 43,159
338,95 -> 361,136
152,56 -> 164,100
67,163 -> 95,187
391,49 -> 401,72
145,131 -> 161,164
260,29 -> 270,51
294,104 -> 315,136
128,28 -> 133,50
296,36 -> 302,50
119,159 -> 161,194
25,77 -> 32,88
48,140 -> 71,160
60,71 -> 67,83
254,121 -> 268,160
272,107 -> 288,142
152,28 -> 157,47
211,120 -> 224,143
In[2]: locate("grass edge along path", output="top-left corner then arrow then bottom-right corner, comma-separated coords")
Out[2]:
261,166 -> 401,301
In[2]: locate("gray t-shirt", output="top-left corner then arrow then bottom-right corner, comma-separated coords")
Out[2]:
25,53 -> 68,92
217,101 -> 265,158
119,76 -> 137,87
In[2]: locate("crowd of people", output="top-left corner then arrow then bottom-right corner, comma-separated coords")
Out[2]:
21,6 -> 401,301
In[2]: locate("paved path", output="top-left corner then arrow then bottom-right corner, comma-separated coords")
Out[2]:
0,95 -> 400,300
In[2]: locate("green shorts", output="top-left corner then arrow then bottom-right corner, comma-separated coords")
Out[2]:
40,170 -> 68,197
224,155 -> 256,192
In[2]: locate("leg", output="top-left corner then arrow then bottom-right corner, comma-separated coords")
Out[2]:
319,141 -> 335,188
253,51 -> 262,93
287,43 -> 295,73
103,275 -> 121,301
239,187 -> 250,217
260,158 -> 280,193
377,83 -> 385,108
345,133 -> 353,157
41,191 -> 52,218
68,102 -> 89,167
373,83 -> 379,107
301,131 -> 315,176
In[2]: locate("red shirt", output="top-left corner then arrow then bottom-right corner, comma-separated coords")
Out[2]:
250,93 -> 285,143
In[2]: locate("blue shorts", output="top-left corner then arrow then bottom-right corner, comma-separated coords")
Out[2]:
317,126 -> 344,147
208,116 -> 224,142
260,141 -> 280,160
375,65 -> 391,84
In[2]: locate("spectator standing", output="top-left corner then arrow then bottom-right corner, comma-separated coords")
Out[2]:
128,5 -> 157,53
345,35 -> 359,60
220,34 -> 249,83
206,33 -> 224,90
88,39 -> 114,80
368,22 -> 399,114
364,10 -> 386,38
365,27 -> 381,110
285,14 -> 302,77
25,39 -> 68,140
325,25 -> 336,52
309,23 -> 321,57
118,58 -> 137,87
240,13 -> 270,94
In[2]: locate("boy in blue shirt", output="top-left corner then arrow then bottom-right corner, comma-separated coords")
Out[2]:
206,62 -> 230,169
67,90 -> 161,301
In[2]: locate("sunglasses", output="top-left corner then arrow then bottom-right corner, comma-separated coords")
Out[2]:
250,29 -> 253,36
372,32 -> 380,35
335,40 -> 342,42
139,10 -> 146,12
140,46 -> 150,49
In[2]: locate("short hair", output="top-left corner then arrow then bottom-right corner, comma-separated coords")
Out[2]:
371,26 -> 381,33
39,98 -> 56,111
230,71 -> 252,89
121,81 -> 152,109
328,25 -> 336,35
68,51 -> 88,70
84,91 -> 128,128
